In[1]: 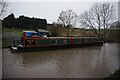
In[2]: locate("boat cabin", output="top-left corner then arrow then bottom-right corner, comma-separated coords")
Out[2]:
22,29 -> 49,38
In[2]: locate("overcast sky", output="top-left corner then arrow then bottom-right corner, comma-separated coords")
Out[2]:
6,0 -> 119,23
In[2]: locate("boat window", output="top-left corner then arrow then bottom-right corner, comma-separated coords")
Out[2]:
26,32 -> 33,37
51,40 -> 57,44
24,32 -> 41,37
31,33 -> 40,37
64,40 -> 66,44
77,39 -> 80,43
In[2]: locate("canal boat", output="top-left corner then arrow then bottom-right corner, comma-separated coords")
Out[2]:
11,29 -> 104,52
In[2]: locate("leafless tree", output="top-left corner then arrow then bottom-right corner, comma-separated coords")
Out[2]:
57,10 -> 78,36
90,3 -> 102,37
79,3 -> 115,37
0,0 -> 7,19
79,11 -> 99,37
100,3 -> 114,38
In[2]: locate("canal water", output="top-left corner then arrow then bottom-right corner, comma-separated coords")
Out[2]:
2,43 -> 118,78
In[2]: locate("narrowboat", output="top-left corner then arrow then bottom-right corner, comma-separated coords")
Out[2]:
11,29 -> 104,52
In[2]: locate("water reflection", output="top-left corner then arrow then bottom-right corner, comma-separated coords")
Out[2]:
55,51 -> 75,78
2,43 -> 118,78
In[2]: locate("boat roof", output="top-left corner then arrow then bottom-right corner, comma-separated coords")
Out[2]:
23,31 -> 36,33
35,29 -> 49,33
23,29 -> 49,33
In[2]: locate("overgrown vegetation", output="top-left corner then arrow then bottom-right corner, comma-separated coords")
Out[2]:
47,26 -> 98,37
2,13 -> 47,29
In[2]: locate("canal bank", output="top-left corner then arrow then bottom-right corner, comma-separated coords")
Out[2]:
2,43 -> 118,78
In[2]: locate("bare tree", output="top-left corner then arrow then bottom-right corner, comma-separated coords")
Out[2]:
100,3 -> 114,38
90,3 -> 102,37
79,3 -> 102,37
57,10 -> 78,36
0,0 -> 7,19
79,11 -> 99,37
79,3 -> 115,37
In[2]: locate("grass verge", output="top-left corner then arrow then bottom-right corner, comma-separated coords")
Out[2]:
2,27 -> 23,47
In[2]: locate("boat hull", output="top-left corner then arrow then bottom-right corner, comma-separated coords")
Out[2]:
11,41 -> 103,52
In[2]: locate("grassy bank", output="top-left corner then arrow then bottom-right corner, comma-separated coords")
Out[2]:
2,27 -> 23,37
2,28 -> 23,47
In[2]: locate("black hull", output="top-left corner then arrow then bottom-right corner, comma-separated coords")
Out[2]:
11,42 -> 103,52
